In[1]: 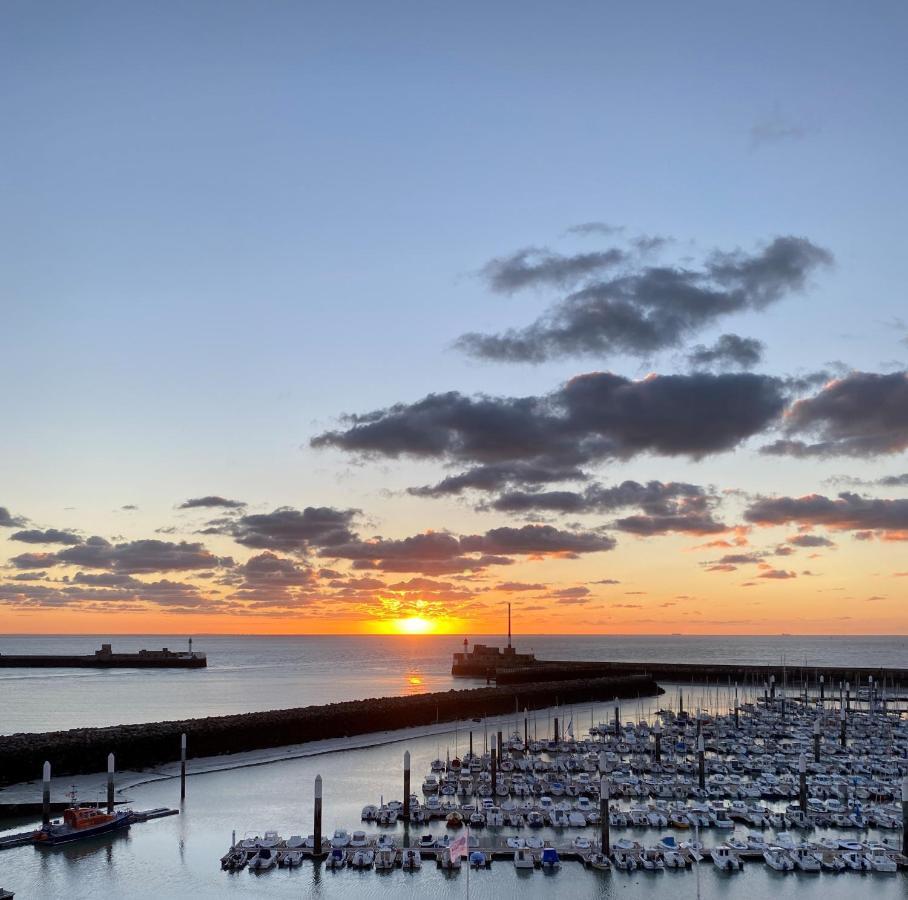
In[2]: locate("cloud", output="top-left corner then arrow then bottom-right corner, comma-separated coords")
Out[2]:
27,536 -> 230,574
762,371 -> 908,457
0,577 -> 219,611
9,552 -> 57,570
495,581 -> 547,591
0,507 -> 26,528
565,222 -> 624,237
456,235 -> 830,362
745,492 -> 908,539
787,534 -> 835,548
481,247 -> 626,293
323,524 -> 614,575
314,372 -> 788,490
552,586 -> 591,598
9,528 -> 82,546
749,108 -> 809,147
179,496 -> 246,510
759,569 -> 797,579
686,333 -> 765,370
212,506 -> 359,553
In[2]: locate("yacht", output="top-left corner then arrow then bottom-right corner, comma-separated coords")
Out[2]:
401,848 -> 422,870
513,847 -> 535,869
711,846 -> 743,870
763,846 -> 794,871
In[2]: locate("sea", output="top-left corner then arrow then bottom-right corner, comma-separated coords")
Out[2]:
1,633 -> 906,735
2,634 -> 907,899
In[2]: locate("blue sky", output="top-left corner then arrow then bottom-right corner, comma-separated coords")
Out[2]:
1,2 -> 907,632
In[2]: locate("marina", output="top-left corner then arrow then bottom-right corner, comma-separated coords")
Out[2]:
213,686 -> 908,880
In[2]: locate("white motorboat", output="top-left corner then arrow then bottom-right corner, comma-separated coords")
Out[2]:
841,850 -> 870,871
572,836 -> 592,851
349,831 -> 368,848
326,848 -> 346,869
790,847 -> 821,872
588,851 -> 611,870
513,848 -> 535,869
375,847 -> 396,871
401,848 -> 422,870
330,830 -> 351,849
763,846 -> 794,871
865,846 -> 897,873
711,846 -> 743,871
247,847 -> 277,871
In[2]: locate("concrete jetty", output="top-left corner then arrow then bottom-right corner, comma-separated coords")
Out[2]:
0,643 -> 206,669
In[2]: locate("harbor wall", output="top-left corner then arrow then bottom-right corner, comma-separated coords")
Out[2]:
0,674 -> 660,786
491,660 -> 908,686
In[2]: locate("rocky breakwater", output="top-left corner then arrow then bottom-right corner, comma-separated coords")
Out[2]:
0,674 -> 660,786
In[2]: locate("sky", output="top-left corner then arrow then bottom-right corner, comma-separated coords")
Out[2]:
1,1 -> 907,636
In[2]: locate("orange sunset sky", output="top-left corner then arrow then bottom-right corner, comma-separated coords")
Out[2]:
3,3 -> 907,637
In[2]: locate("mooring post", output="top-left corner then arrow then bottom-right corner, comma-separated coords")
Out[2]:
799,753 -> 808,812
819,674 -> 825,704
840,706 -> 847,748
313,774 -> 323,857
845,681 -> 850,712
42,761 -> 51,825
600,775 -> 610,853
614,702 -> 620,737
553,717 -> 559,743
770,674 -> 776,701
678,689 -> 684,717
697,735 -> 705,791
734,684 -> 739,729
107,753 -> 115,814
653,720 -> 662,763
497,730 -> 503,758
813,718 -> 821,763
403,751 -> 411,819
524,708 -> 528,748
490,748 -> 497,795
868,676 -> 874,713
180,732 -> 187,800
902,777 -> 908,857
469,731 -> 473,759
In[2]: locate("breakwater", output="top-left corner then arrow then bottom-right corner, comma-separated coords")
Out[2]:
0,643 -> 205,669
0,674 -> 659,786
491,660 -> 908,687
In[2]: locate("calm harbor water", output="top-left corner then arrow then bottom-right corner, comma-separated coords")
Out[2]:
1,633 -> 907,734
2,703 -> 908,899
2,635 -> 908,897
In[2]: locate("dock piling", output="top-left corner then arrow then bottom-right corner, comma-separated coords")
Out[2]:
600,775 -> 609,853
403,751 -> 411,819
819,674 -> 825,703
653,720 -> 662,763
813,718 -> 821,763
902,777 -> 908,857
314,774 -> 323,857
107,753 -> 115,814
840,706 -> 847,748
42,761 -> 51,825
553,717 -> 559,742
697,735 -> 705,791
490,748 -> 497,796
524,708 -> 528,748
845,681 -> 850,711
468,731 -> 473,759
180,732 -> 187,800
614,703 -> 620,737
799,754 -> 807,812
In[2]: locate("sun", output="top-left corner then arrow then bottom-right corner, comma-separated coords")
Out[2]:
396,616 -> 433,634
